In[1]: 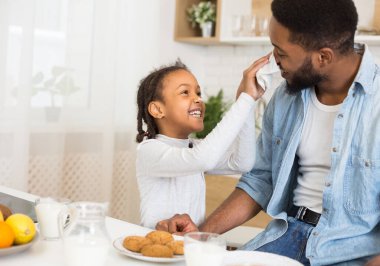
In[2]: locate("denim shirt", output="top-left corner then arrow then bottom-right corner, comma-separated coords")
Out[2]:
237,43 -> 380,265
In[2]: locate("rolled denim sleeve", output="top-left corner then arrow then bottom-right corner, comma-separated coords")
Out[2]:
237,169 -> 273,210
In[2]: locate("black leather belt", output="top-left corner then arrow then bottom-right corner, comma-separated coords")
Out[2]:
288,206 -> 321,226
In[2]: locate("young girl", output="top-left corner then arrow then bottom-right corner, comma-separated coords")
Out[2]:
136,58 -> 267,229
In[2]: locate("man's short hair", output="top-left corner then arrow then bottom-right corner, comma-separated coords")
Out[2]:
271,0 -> 358,54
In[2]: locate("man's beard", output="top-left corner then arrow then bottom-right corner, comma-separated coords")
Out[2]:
285,57 -> 327,95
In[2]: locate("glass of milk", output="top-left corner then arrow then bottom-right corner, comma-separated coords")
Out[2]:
60,202 -> 110,266
184,232 -> 226,266
35,197 -> 70,240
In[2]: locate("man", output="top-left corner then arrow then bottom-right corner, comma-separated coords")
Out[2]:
156,0 -> 380,265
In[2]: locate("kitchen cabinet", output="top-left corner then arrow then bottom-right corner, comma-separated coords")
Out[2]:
175,0 -> 380,46
206,174 -> 272,228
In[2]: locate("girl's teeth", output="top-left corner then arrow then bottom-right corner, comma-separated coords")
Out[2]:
189,110 -> 201,117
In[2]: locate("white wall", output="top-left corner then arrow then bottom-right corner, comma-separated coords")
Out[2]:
154,0 -> 274,101
116,0 -> 205,148
148,0 -> 380,104
123,0 -> 324,106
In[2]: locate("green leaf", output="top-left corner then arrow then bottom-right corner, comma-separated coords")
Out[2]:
195,89 -> 230,139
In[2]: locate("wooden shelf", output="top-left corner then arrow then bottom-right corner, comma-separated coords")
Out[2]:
355,35 -> 380,45
174,0 -> 221,40
174,36 -> 221,45
174,0 -> 380,46
175,36 -> 270,46
220,36 -> 270,45
176,35 -> 380,46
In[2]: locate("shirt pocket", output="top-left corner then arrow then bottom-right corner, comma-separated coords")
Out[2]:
344,156 -> 380,215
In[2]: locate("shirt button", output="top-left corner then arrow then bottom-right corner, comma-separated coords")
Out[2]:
323,208 -> 328,213
338,113 -> 344,118
332,147 -> 338,152
325,182 -> 331,187
276,139 -> 281,145
365,161 -> 371,167
353,93 -> 356,97
312,232 -> 318,236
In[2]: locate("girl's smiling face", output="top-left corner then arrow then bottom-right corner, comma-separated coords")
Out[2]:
150,69 -> 205,139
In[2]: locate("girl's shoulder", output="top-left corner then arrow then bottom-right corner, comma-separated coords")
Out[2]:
137,137 -> 184,151
138,135 -> 194,153
137,138 -> 165,150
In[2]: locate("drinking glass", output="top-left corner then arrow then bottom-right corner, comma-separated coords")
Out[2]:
257,16 -> 269,36
184,232 -> 226,266
231,15 -> 243,36
242,15 -> 257,36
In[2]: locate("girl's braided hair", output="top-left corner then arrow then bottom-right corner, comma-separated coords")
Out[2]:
136,60 -> 188,143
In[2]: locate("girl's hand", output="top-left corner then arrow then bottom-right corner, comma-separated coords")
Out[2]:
236,53 -> 271,101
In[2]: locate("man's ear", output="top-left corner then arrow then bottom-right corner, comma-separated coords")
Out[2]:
317,48 -> 334,66
148,101 -> 165,119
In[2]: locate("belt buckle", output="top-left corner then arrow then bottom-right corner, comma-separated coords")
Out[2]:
295,206 -> 307,221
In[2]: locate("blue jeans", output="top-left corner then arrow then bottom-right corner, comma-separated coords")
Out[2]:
255,217 -> 313,265
253,217 -> 374,266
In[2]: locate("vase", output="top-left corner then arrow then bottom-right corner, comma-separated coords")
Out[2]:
200,21 -> 214,37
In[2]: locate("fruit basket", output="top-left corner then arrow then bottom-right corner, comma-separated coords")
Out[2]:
0,232 -> 39,256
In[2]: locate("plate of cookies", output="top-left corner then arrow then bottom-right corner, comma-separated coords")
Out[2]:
113,230 -> 185,263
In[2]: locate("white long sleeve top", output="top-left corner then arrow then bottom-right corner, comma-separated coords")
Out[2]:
136,93 -> 256,228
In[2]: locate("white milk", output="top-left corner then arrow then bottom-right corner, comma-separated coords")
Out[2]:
185,242 -> 226,266
35,202 -> 65,239
63,236 -> 109,266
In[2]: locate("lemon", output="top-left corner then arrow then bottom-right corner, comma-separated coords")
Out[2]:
5,213 -> 36,245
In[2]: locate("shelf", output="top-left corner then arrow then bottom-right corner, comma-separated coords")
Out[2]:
220,36 -> 269,45
175,36 -> 270,46
174,0 -> 380,46
174,36 -> 222,46
175,35 -> 380,46
174,0 -> 221,41
355,35 -> 380,45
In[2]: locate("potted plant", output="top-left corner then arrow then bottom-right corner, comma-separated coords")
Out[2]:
187,1 -> 216,37
194,89 -> 267,139
31,66 -> 80,122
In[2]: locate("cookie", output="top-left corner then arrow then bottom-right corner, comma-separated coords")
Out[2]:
141,244 -> 174,258
166,240 -> 184,255
145,230 -> 174,245
123,236 -> 153,252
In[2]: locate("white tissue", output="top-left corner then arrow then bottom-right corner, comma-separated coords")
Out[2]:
256,55 -> 280,91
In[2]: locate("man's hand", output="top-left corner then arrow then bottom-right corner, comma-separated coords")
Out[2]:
366,255 -> 380,266
236,53 -> 271,101
155,214 -> 199,236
